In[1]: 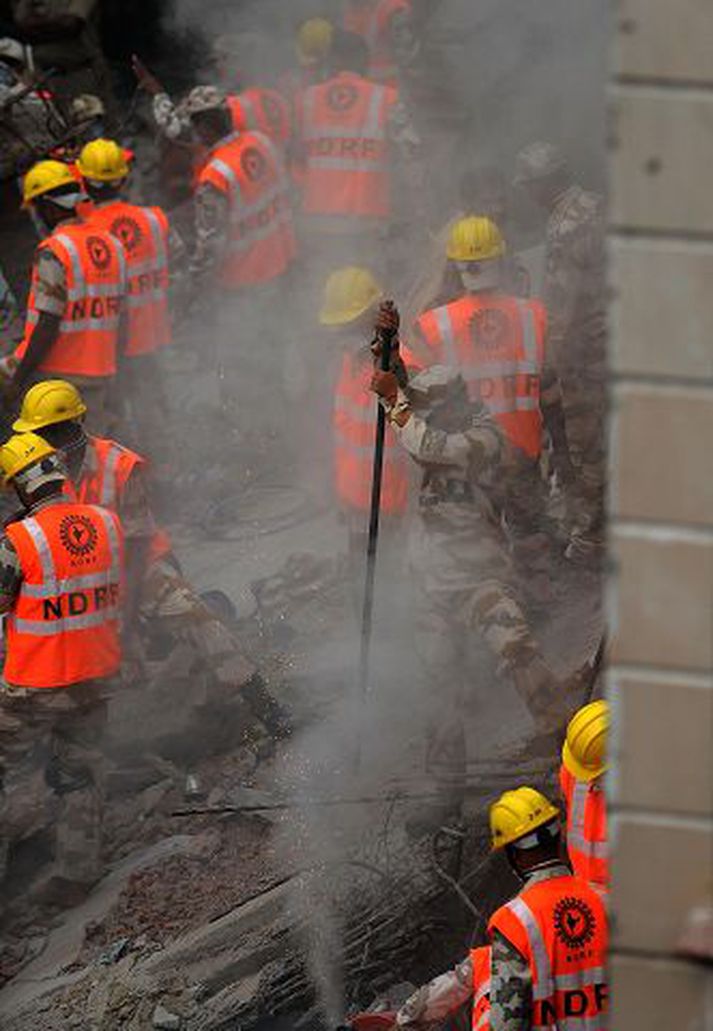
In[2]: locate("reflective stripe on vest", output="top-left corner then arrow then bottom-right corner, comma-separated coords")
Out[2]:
419,296 -> 545,458
99,442 -> 123,507
299,75 -> 392,218
17,223 -> 126,376
491,880 -> 609,1030
200,132 -> 296,286
12,506 -> 120,636
561,767 -> 609,890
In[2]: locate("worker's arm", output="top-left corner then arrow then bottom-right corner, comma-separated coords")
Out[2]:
0,534 -> 22,616
388,8 -> 420,73
117,467 -> 155,648
372,371 -> 504,474
540,363 -> 575,485
187,182 -> 230,297
488,930 -> 532,1031
396,954 -> 474,1028
12,249 -> 66,392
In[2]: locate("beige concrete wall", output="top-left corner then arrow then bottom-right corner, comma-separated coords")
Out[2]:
608,3 -> 713,1026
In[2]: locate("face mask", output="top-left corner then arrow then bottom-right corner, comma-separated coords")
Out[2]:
457,260 -> 501,293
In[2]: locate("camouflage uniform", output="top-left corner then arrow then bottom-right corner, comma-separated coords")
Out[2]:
0,496 -> 110,888
395,863 -> 571,1031
543,184 -> 607,549
383,372 -> 562,783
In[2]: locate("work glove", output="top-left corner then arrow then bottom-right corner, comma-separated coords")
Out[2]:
370,369 -> 399,407
374,299 -> 400,339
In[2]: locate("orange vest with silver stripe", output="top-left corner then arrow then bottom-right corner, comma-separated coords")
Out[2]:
228,88 -> 291,148
344,0 -> 412,86
85,200 -> 171,357
489,874 -> 608,1029
4,502 -> 123,688
297,72 -> 396,218
197,130 -> 296,288
334,348 -> 411,514
74,436 -> 172,564
470,945 -> 491,1031
17,221 -> 126,377
417,294 -> 546,459
560,765 -> 609,893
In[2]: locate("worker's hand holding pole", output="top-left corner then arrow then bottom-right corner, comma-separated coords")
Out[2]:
355,301 -> 400,771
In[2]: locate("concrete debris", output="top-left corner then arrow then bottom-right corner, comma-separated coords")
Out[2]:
152,1003 -> 182,1029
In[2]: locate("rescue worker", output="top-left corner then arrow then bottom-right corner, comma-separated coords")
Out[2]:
75,137 -> 181,463
488,787 -> 608,1028
7,160 -> 127,435
559,699 -> 609,893
293,29 -> 420,284
12,380 -> 286,736
319,267 -> 415,575
343,0 -> 419,87
278,17 -> 334,101
184,86 -> 297,426
0,431 -> 123,900
395,944 -> 491,1030
415,216 -> 574,598
370,359 -> 587,775
514,143 -> 606,563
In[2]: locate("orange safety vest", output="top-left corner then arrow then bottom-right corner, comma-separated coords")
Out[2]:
4,501 -> 123,688
334,348 -> 412,515
73,436 -> 172,565
197,131 -> 296,288
228,88 -> 291,148
488,874 -> 608,1028
344,0 -> 412,86
560,765 -> 609,893
417,294 -> 547,459
84,199 -> 171,357
297,71 -> 396,218
470,946 -> 491,1031
17,221 -> 126,377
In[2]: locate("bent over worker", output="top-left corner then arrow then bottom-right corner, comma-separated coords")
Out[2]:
488,787 -> 608,1029
0,432 -> 123,900
13,380 -> 286,736
76,138 -> 182,464
559,699 -> 609,893
8,160 -> 127,435
371,362 -> 586,766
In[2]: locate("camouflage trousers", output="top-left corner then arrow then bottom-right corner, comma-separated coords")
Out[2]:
0,680 -> 108,887
408,506 -> 540,785
562,370 -> 607,545
501,457 -> 560,595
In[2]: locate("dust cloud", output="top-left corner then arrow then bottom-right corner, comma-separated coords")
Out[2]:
151,0 -> 608,1023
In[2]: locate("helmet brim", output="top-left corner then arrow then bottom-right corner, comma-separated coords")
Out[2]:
562,739 -> 607,783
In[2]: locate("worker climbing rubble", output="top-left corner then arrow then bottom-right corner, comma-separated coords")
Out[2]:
0,431 -> 123,903
370,352 -> 591,787
414,215 -> 574,601
3,160 -> 128,434
11,378 -> 287,738
514,142 -> 606,565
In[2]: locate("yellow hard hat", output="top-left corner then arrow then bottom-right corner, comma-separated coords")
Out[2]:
489,786 -> 560,851
297,17 -> 333,66
0,432 -> 58,484
446,216 -> 506,262
76,138 -> 129,182
562,699 -> 609,782
13,380 -> 87,433
22,159 -> 78,206
320,266 -> 383,326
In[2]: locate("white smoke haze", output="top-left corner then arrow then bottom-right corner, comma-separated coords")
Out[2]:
150,0 -> 608,1023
